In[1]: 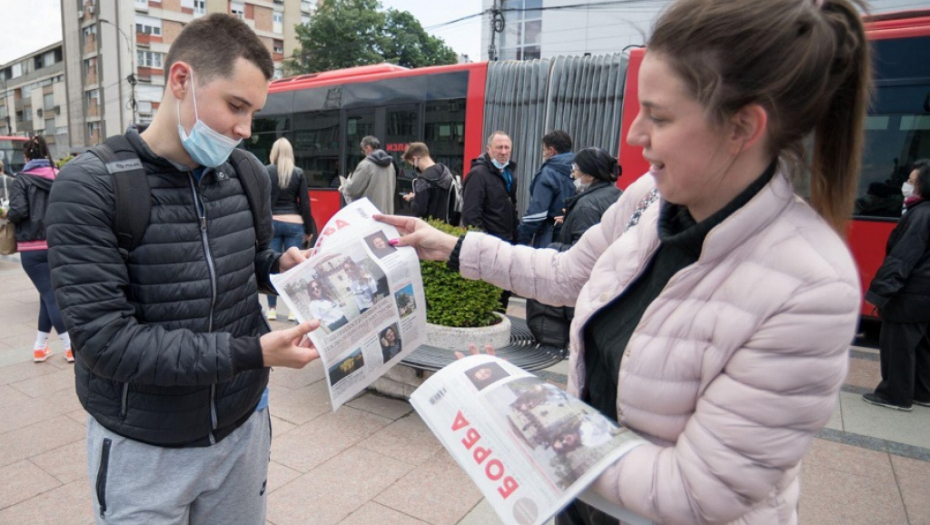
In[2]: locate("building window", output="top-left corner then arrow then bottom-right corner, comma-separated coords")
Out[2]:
136,51 -> 164,68
135,16 -> 162,36
194,0 -> 205,15
44,93 -> 55,109
230,2 -> 245,18
301,14 -> 310,25
273,40 -> 284,54
499,0 -> 542,61
87,121 -> 101,144
273,11 -> 283,33
45,118 -> 56,132
84,57 -> 98,79
300,0 -> 312,13
135,0 -> 147,7
22,84 -> 33,98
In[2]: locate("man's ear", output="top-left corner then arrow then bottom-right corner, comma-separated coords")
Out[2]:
167,62 -> 193,101
728,103 -> 768,155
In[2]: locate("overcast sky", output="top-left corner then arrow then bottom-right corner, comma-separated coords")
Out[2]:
0,0 -> 484,66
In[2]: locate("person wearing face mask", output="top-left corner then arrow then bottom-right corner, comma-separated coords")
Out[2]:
863,159 -> 930,411
402,142 -> 456,222
461,131 -> 519,243
44,14 -> 322,525
516,131 -> 575,248
526,148 -> 622,348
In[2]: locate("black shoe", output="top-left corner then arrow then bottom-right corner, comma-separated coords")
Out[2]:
913,399 -> 930,407
862,393 -> 913,412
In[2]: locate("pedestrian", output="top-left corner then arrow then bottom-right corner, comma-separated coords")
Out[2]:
266,136 -> 317,322
461,131 -> 518,242
378,0 -> 870,521
340,135 -> 396,213
527,147 -> 622,348
462,131 -> 518,310
1,135 -> 71,363
402,142 -> 456,222
863,159 -> 930,411
517,130 -> 575,248
45,14 -> 320,525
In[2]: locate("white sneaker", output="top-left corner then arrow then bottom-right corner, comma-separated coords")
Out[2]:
266,308 -> 277,321
288,312 -> 296,322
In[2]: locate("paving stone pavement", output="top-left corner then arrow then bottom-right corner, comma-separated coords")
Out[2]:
0,254 -> 928,525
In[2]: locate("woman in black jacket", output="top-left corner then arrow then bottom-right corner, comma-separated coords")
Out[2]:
0,135 -> 71,362
527,148 -> 622,347
864,159 -> 930,411
265,138 -> 317,321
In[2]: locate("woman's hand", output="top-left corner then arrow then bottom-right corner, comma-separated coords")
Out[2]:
374,214 -> 459,261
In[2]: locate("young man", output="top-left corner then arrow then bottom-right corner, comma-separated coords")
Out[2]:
402,142 -> 455,222
46,14 -> 319,524
516,130 -> 575,248
340,135 -> 396,213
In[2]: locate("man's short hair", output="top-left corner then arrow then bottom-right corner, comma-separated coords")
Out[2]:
402,142 -> 430,163
486,131 -> 511,146
542,130 -> 572,154
360,136 -> 381,150
164,14 -> 274,83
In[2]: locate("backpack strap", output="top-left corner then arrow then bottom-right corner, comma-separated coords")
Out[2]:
229,149 -> 272,251
88,135 -> 151,258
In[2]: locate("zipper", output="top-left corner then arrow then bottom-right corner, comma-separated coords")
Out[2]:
96,438 -> 112,518
119,383 -> 129,420
188,174 -> 219,443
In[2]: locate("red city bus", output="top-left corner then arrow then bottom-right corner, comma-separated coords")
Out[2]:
0,136 -> 28,174
250,9 -> 930,322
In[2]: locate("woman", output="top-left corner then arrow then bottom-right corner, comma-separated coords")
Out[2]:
2,136 -> 72,363
267,137 -> 317,321
379,0 -> 869,522
343,259 -> 378,313
527,148 -> 624,347
307,279 -> 348,332
863,159 -> 930,411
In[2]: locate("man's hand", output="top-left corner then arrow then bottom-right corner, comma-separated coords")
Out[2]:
278,246 -> 313,273
403,192 -> 415,202
260,320 -> 321,368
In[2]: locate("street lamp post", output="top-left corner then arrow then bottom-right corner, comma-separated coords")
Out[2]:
99,18 -> 137,125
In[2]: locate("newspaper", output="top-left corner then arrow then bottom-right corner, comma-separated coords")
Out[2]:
271,199 -> 427,410
410,355 -> 654,525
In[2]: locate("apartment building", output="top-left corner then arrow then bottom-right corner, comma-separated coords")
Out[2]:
0,43 -> 69,159
61,0 -> 316,152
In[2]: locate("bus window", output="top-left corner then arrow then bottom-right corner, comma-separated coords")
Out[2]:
248,116 -> 290,166
385,105 -> 420,215
345,109 -> 376,181
0,139 -> 26,173
293,110 -> 340,189
425,99 -> 466,177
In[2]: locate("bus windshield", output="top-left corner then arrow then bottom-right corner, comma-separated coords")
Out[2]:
854,35 -> 930,220
0,138 -> 26,174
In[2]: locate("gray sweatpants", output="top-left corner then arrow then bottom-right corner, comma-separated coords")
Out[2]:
86,409 -> 271,525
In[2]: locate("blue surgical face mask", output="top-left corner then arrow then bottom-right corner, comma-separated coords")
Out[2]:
491,158 -> 508,170
176,71 -> 241,167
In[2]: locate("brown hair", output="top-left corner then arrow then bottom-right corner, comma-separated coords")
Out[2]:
402,142 -> 430,163
648,0 -> 872,234
165,13 -> 274,83
24,135 -> 53,164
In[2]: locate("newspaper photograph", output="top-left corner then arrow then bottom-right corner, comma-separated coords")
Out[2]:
410,355 -> 653,525
271,199 -> 427,409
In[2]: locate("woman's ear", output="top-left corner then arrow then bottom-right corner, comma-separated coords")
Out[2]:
728,103 -> 769,155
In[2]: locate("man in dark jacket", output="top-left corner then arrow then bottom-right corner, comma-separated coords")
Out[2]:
517,130 -> 575,248
45,15 -> 319,524
402,141 -> 455,222
863,159 -> 930,412
462,131 -> 518,242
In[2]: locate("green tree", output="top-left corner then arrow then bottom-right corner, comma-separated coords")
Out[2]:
287,0 -> 458,74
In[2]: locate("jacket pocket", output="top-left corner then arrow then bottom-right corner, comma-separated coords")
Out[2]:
95,437 -> 112,518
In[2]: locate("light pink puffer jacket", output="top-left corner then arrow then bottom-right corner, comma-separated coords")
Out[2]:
459,172 -> 860,525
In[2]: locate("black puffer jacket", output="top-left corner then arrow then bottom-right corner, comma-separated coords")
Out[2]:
866,199 -> 930,323
46,128 -> 278,447
461,153 -> 518,241
548,181 -> 622,252
7,164 -> 55,243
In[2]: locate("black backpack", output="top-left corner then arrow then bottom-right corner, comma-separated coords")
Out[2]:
88,135 -> 271,259
422,164 -> 463,225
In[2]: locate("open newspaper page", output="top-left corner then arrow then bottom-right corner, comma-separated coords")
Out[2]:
271,199 -> 427,410
410,355 -> 653,525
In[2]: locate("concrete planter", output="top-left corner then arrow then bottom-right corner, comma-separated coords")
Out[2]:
368,313 -> 511,400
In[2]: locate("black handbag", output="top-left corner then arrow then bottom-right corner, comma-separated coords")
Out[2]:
526,298 -> 573,349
